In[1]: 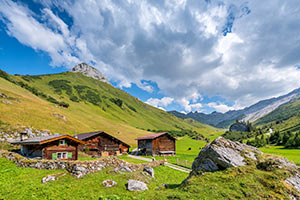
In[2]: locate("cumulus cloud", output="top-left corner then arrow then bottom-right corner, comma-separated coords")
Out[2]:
1,0 -> 300,111
207,102 -> 236,113
145,97 -> 174,108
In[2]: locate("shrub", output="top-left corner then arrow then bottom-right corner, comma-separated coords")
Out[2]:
127,104 -> 137,112
48,80 -> 73,96
70,95 -> 79,102
59,101 -> 69,108
47,96 -> 59,104
110,98 -> 123,108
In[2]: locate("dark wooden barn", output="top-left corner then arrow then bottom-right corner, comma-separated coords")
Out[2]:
75,131 -> 130,156
136,132 -> 176,156
11,135 -> 84,160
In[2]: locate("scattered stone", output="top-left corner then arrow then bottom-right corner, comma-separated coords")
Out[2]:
119,165 -> 132,172
42,175 -> 56,184
1,100 -> 12,105
143,167 -> 154,178
0,93 -> 7,98
192,137 -> 262,172
102,179 -> 117,188
127,179 -> 148,191
53,113 -> 67,121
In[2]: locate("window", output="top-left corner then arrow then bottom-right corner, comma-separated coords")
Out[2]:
59,140 -> 66,145
57,152 -> 67,159
52,152 -> 72,159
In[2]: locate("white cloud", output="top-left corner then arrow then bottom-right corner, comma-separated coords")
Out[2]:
177,98 -> 203,112
145,97 -> 174,108
1,0 -> 300,112
207,102 -> 235,113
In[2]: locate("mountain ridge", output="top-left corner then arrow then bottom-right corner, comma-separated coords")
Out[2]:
169,88 -> 300,128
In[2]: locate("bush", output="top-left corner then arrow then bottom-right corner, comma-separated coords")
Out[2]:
48,80 -> 73,96
110,98 -> 123,108
70,95 -> 79,102
127,104 -> 137,112
47,96 -> 59,104
59,101 -> 69,108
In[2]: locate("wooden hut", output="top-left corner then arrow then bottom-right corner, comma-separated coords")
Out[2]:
11,135 -> 84,160
75,131 -> 130,156
136,132 -> 176,156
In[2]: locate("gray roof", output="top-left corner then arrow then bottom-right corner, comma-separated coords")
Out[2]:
10,134 -> 85,145
75,131 -> 130,147
11,135 -> 61,145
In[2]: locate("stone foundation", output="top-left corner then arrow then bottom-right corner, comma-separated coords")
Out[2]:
0,150 -> 164,178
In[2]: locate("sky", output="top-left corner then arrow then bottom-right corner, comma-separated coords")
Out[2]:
0,0 -> 300,114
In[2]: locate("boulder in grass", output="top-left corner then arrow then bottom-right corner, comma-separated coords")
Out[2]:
192,137 -> 262,172
127,179 -> 148,191
143,167 -> 154,178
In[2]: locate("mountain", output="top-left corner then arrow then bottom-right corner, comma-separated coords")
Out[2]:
69,63 -> 110,84
0,65 -> 219,146
169,88 -> 300,128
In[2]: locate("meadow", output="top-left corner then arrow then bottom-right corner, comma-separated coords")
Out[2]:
259,145 -> 300,165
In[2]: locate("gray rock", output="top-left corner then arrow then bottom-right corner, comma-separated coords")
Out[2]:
143,167 -> 154,178
0,93 -> 7,98
102,179 -> 117,188
119,165 -> 132,172
70,63 -> 110,84
192,137 -> 261,172
42,175 -> 56,184
1,100 -> 12,105
286,174 -> 300,191
127,179 -> 148,191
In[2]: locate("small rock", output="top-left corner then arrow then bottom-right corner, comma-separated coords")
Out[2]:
1,100 -> 12,105
0,93 -> 7,98
156,184 -> 167,190
119,165 -> 132,172
102,179 -> 117,188
53,113 -> 67,121
143,167 -> 154,178
127,179 -> 148,191
42,175 -> 56,184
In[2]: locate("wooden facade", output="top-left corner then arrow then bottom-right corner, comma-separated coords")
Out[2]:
11,135 -> 84,160
137,132 -> 176,156
76,131 -> 130,156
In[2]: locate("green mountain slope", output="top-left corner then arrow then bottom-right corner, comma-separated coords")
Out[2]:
0,69 -> 220,145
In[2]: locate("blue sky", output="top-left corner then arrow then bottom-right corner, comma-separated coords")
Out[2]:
0,0 -> 300,114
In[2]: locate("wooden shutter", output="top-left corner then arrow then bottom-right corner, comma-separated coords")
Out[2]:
52,153 -> 57,160
67,152 -> 72,159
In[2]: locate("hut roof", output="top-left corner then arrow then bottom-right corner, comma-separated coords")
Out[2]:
136,132 -> 175,140
11,135 -> 84,145
75,131 -> 130,147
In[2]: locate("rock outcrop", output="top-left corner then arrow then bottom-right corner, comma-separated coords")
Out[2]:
70,63 -> 110,84
229,122 -> 250,132
192,137 -> 261,172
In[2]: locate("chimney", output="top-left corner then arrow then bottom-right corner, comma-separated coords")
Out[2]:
20,132 -> 27,141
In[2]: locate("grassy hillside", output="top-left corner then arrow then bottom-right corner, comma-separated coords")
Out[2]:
0,70 -> 220,145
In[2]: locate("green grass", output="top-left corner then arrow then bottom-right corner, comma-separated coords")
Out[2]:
118,155 -> 149,164
260,145 -> 300,165
0,158 -> 187,200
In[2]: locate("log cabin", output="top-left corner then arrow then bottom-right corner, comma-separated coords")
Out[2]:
136,132 -> 176,156
75,131 -> 130,156
11,135 -> 84,160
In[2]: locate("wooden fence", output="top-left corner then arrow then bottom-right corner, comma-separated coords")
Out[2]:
176,158 -> 193,169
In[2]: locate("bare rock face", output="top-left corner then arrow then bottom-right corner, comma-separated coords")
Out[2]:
192,137 -> 262,172
70,63 -> 110,84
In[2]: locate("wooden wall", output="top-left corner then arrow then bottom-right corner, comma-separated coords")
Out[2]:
80,133 -> 129,156
44,139 -> 78,160
138,134 -> 175,156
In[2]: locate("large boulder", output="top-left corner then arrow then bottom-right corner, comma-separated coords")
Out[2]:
192,137 -> 262,172
127,179 -> 148,191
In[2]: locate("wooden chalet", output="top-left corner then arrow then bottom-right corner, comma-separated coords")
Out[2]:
11,135 -> 84,160
136,132 -> 176,156
75,131 -> 130,156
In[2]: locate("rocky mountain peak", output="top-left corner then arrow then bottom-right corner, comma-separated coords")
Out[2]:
70,63 -> 110,84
